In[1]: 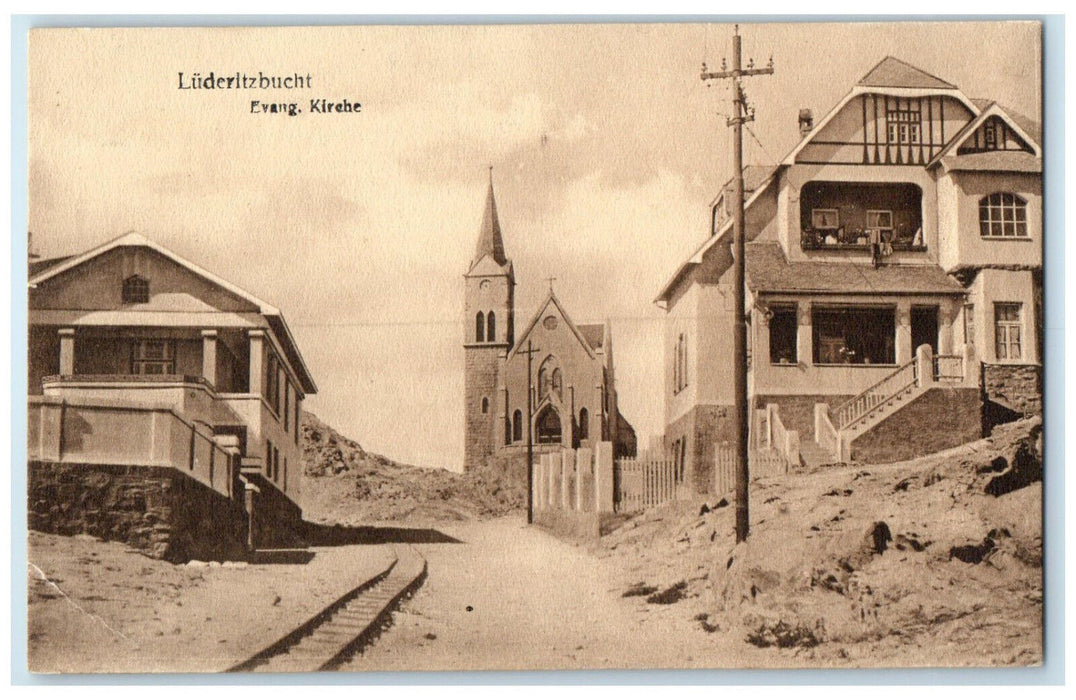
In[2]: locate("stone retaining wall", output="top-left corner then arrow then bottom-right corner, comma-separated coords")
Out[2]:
849,387 -> 981,464
28,461 -> 306,561
983,363 -> 1042,418
28,461 -> 248,562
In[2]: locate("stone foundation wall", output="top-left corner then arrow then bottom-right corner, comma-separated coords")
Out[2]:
666,404 -> 736,495
247,475 -> 306,550
849,387 -> 981,464
28,461 -> 248,563
983,363 -> 1042,417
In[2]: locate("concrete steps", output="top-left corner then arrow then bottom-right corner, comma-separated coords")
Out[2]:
798,439 -> 836,469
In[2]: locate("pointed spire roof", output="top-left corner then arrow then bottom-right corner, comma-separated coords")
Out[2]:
857,56 -> 956,90
472,168 -> 508,269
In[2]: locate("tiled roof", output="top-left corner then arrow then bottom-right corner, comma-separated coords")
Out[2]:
711,165 -> 778,207
939,151 -> 1041,174
578,323 -> 605,351
745,242 -> 965,296
857,56 -> 956,90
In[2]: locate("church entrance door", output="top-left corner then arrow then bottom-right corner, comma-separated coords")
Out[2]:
536,405 -> 562,444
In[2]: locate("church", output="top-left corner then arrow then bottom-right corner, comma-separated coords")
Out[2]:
463,175 -> 636,472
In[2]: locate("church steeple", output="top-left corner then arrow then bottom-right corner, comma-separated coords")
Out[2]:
472,168 -> 508,268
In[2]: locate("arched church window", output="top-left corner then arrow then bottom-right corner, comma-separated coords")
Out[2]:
122,275 -> 149,304
536,405 -> 562,444
487,311 -> 496,342
538,355 -> 561,400
475,312 -> 485,342
512,410 -> 523,442
578,407 -> 589,440
481,397 -> 489,414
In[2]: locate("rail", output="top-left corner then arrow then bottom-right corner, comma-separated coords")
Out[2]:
832,359 -> 918,430
933,354 -> 964,383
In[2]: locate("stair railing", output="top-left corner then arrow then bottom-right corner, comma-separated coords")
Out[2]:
832,359 -> 919,431
932,354 -> 964,383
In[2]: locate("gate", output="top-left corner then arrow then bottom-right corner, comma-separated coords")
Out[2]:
613,455 -> 677,513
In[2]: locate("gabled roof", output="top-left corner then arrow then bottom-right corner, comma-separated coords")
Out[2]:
926,100 -> 1042,167
708,165 -> 778,208
745,241 -> 965,296
857,56 -> 956,90
578,323 -> 605,351
654,165 -> 783,305
783,58 -> 980,166
509,290 -> 597,362
470,174 -> 509,271
29,255 -> 73,277
29,232 -> 317,394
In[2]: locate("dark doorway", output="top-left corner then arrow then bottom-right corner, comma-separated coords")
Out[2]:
536,405 -> 562,444
911,305 -> 939,355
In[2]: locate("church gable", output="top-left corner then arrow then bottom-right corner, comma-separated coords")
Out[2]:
30,241 -> 262,314
510,293 -> 597,363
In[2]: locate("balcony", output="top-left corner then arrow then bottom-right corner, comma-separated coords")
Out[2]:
800,181 -> 926,253
40,373 -> 241,427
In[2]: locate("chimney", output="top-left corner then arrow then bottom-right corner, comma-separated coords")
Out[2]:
798,108 -> 814,137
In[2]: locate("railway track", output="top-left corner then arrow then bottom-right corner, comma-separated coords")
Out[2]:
228,544 -> 427,673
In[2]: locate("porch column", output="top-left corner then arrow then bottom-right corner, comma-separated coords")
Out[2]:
201,330 -> 218,388
248,329 -> 265,396
796,303 -> 812,365
58,328 -> 75,375
896,301 -> 913,365
939,304 -> 954,355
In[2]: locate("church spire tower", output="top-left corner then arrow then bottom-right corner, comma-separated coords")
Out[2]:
463,168 -> 515,471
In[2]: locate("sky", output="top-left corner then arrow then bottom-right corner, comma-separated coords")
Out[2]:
28,21 -> 1041,471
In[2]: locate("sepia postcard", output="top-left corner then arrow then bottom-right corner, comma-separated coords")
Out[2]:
23,20 -> 1046,674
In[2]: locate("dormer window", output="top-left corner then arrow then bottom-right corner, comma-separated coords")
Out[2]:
122,275 -> 149,304
979,193 -> 1028,238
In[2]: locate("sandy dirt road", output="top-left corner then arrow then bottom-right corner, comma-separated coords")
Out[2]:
339,516 -> 767,672
28,532 -> 396,673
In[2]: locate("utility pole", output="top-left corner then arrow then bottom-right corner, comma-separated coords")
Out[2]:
701,25 -> 774,543
518,340 -> 541,524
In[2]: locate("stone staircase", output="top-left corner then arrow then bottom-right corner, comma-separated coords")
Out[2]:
814,345 -> 976,463
798,439 -> 837,469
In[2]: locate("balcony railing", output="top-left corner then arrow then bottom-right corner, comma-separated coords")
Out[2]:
801,229 -> 926,252
42,373 -> 213,388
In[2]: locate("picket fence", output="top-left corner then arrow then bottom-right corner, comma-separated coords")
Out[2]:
613,455 -> 679,513
714,446 -> 789,496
